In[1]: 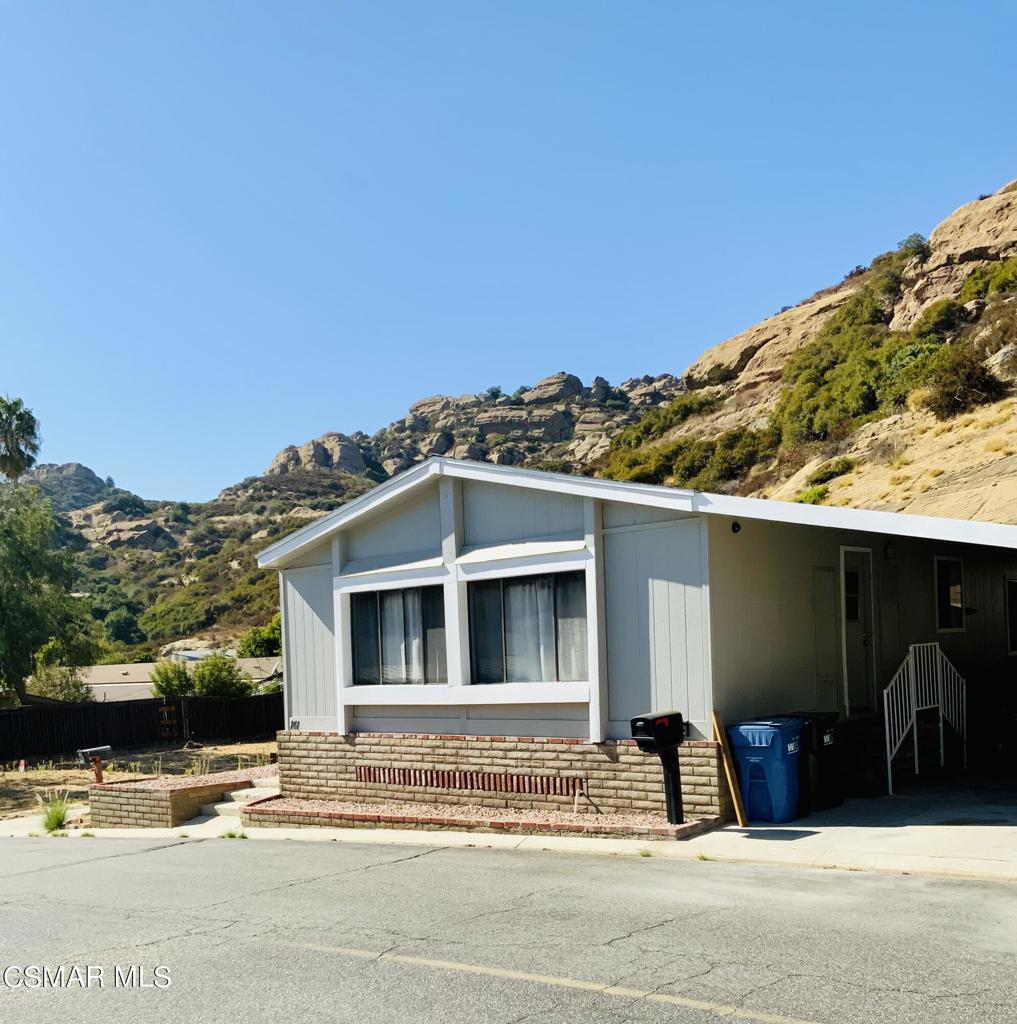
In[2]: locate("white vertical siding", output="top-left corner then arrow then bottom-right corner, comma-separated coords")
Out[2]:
462,480 -> 584,548
281,566 -> 337,731
604,518 -> 711,738
345,480 -> 442,568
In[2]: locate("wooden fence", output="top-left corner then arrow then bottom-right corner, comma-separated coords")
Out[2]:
0,692 -> 284,761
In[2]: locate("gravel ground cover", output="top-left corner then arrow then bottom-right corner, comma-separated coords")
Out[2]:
102,764 -> 278,791
244,795 -> 719,838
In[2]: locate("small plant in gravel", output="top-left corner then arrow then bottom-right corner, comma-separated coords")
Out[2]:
81,831 -> 95,838
639,849 -> 653,858
37,789 -> 70,832
50,831 -> 68,838
219,830 -> 248,840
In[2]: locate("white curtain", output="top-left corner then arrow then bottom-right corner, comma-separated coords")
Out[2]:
555,572 -> 588,681
380,589 -> 424,684
504,576 -> 556,682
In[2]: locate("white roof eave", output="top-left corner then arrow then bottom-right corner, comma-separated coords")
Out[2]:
257,457 -> 1017,570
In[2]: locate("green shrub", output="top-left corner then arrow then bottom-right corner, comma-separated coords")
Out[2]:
806,457 -> 855,486
958,256 -> 1017,303
101,493 -> 149,518
26,665 -> 95,703
913,300 -> 968,341
38,789 -> 70,832
149,659 -> 194,698
610,391 -> 720,451
236,615 -> 282,658
191,654 -> 253,699
796,484 -> 829,505
920,345 -> 1008,419
600,426 -> 778,491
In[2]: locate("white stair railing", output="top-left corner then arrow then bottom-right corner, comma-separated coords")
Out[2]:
883,642 -> 966,795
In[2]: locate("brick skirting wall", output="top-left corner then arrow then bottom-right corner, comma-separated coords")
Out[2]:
277,731 -> 733,820
90,779 -> 253,828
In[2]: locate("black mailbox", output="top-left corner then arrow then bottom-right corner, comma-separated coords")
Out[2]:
630,711 -> 685,753
631,710 -> 687,825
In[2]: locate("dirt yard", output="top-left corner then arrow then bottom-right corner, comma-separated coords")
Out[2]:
0,740 -> 276,819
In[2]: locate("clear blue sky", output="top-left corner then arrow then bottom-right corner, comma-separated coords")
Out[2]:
3,2 -> 1015,500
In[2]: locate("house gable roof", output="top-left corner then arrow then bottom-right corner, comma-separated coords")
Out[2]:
256,456 -> 1017,569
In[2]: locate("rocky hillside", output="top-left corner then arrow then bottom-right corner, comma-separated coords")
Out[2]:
48,372 -> 684,657
41,175 -> 1017,658
265,371 -> 684,478
601,178 -> 1017,522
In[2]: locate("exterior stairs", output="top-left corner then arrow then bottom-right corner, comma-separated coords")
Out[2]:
198,783 -> 280,821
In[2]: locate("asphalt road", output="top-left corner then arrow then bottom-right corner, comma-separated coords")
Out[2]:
0,836 -> 1014,1024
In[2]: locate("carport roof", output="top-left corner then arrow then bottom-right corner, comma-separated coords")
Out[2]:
257,456 -> 1017,569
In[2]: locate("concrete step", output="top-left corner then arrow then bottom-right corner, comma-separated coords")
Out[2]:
225,785 -> 280,804
199,785 -> 280,819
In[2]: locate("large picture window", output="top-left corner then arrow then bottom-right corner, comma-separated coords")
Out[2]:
934,556 -> 964,633
351,586 -> 447,685
468,571 -> 588,683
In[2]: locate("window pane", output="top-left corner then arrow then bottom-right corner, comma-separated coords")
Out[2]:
936,559 -> 963,631
380,589 -> 426,684
351,593 -> 379,685
421,586 -> 447,684
555,571 -> 588,681
470,580 -> 504,683
1008,579 -> 1017,654
844,569 -> 860,622
504,575 -> 556,682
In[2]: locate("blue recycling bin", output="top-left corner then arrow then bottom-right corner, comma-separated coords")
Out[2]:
727,717 -> 804,823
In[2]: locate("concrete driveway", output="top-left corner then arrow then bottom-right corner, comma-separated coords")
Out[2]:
1,835 -> 1015,1024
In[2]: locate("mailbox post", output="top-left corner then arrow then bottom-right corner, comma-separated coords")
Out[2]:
630,711 -> 686,825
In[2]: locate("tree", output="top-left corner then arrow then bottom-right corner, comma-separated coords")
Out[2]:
104,606 -> 146,645
0,396 -> 41,482
27,664 -> 95,703
191,653 -> 253,698
236,615 -> 282,658
149,660 -> 194,698
0,486 -> 81,703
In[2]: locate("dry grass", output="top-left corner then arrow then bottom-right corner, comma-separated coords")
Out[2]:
0,740 -> 276,819
890,473 -> 910,485
889,453 -> 911,470
927,467 -> 945,477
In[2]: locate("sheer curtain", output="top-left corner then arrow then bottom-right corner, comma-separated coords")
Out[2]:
555,572 -> 588,681
504,576 -> 556,682
380,589 -> 424,684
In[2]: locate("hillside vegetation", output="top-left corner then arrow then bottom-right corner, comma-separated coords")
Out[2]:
29,176 -> 1017,659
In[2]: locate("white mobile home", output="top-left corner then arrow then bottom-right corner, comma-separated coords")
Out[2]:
258,457 -> 1017,806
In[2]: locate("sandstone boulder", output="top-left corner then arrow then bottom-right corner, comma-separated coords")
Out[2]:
521,372 -> 584,404
475,407 -> 573,443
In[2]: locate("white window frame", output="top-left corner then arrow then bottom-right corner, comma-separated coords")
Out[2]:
933,555 -> 966,635
330,491 -> 606,739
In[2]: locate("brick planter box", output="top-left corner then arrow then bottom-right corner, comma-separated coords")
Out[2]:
277,731 -> 734,820
242,795 -> 720,840
89,766 -> 275,828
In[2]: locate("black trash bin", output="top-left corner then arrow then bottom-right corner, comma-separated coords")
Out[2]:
776,710 -> 842,816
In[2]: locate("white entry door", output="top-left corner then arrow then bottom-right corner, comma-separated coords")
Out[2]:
842,548 -> 875,715
604,519 -> 710,735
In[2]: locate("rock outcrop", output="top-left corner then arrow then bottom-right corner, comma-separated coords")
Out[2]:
264,371 -> 685,479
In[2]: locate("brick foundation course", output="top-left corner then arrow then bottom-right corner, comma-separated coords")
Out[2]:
276,731 -> 734,820
89,778 -> 255,828
241,795 -> 720,840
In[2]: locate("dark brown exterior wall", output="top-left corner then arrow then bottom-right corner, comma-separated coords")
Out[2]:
277,731 -> 733,819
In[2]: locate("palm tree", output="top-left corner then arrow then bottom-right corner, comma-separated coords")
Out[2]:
0,396 -> 40,482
